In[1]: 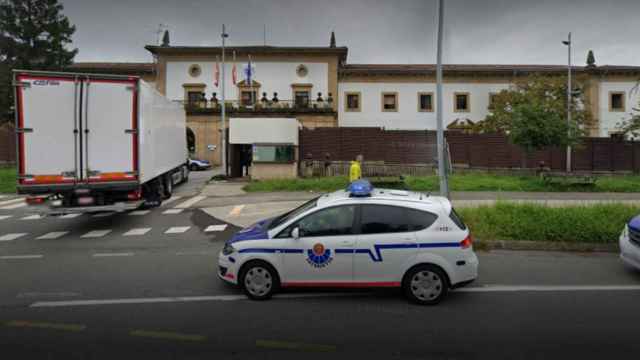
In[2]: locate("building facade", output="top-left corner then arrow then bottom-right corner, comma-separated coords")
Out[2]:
70,35 -> 640,177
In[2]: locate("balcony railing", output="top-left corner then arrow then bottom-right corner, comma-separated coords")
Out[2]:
180,99 -> 335,114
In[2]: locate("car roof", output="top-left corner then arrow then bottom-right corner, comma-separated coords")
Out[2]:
317,188 -> 450,213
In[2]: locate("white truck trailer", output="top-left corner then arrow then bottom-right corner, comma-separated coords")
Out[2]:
13,70 -> 189,212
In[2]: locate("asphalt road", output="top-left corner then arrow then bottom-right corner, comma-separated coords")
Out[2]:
1,175 -> 640,359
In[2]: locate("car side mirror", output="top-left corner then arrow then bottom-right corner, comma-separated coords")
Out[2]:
291,227 -> 300,240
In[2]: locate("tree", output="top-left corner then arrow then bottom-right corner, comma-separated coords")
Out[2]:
509,102 -> 581,167
616,97 -> 640,138
477,74 -> 591,135
586,50 -> 596,67
0,0 -> 77,122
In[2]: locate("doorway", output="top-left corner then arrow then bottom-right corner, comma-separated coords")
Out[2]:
229,144 -> 252,178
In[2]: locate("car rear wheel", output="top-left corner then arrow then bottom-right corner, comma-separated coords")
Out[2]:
403,264 -> 448,305
240,261 -> 279,300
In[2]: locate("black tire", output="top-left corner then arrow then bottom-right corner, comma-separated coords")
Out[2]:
163,174 -> 173,199
402,264 -> 449,305
239,261 -> 280,301
141,178 -> 163,208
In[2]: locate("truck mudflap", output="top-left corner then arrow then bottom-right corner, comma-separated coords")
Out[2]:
30,200 -> 145,215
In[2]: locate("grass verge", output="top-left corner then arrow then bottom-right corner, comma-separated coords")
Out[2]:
244,173 -> 640,193
0,166 -> 16,194
458,202 -> 638,243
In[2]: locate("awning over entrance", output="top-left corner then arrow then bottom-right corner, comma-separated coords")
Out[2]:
229,117 -> 299,145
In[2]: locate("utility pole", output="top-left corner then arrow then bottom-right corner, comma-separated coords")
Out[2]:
563,32 -> 572,173
221,24 -> 228,176
436,0 -> 449,197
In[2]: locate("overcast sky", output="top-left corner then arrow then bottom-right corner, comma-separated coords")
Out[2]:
61,0 -> 640,66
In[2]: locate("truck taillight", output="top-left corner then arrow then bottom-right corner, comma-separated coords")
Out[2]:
460,234 -> 473,249
26,196 -> 47,205
127,189 -> 141,200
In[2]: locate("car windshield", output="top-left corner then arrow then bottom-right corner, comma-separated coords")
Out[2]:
268,197 -> 318,230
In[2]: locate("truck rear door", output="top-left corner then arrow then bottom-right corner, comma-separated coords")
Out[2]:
16,74 -> 79,186
82,78 -> 138,183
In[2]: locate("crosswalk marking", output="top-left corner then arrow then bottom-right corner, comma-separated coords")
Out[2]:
37,231 -> 69,240
21,214 -> 44,220
174,195 -> 206,209
205,224 -> 228,232
92,212 -> 115,218
92,252 -> 134,257
81,230 -> 111,238
123,228 -> 151,236
58,213 -> 82,219
128,210 -> 150,216
0,215 -> 12,221
0,198 -> 24,207
0,195 -> 6,199
0,201 -> 27,210
0,233 -> 28,241
165,226 -> 190,234
162,209 -> 183,215
0,254 -> 43,260
161,196 -> 183,206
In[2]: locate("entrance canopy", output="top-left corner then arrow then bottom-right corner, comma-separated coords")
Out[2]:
229,117 -> 299,145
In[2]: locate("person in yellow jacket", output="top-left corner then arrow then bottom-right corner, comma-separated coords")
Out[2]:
349,155 -> 363,182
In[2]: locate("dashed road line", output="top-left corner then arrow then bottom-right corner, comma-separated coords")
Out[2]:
80,230 -> 112,238
5,320 -> 86,332
0,201 -> 27,210
175,251 -> 216,256
130,330 -> 206,342
174,195 -> 206,209
20,214 -> 44,220
58,213 -> 82,219
37,231 -> 69,240
162,208 -> 183,215
229,205 -> 245,216
0,198 -> 24,207
0,215 -> 12,221
161,195 -> 183,206
92,252 -> 134,258
205,224 -> 228,232
0,255 -> 44,260
165,226 -> 191,234
128,210 -> 150,216
123,228 -> 152,236
92,212 -> 115,218
256,340 -> 336,352
455,285 -> 640,292
0,233 -> 28,242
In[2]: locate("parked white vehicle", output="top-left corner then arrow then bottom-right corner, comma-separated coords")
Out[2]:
218,180 -> 478,305
620,216 -> 640,270
13,70 -> 188,212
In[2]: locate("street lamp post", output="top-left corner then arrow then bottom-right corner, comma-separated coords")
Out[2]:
562,32 -> 572,173
435,0 -> 449,197
221,24 -> 228,176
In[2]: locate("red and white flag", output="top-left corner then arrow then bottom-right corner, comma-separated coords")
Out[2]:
231,51 -> 237,85
214,57 -> 220,87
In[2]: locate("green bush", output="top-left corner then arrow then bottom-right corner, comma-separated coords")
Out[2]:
0,166 -> 16,193
458,202 -> 639,243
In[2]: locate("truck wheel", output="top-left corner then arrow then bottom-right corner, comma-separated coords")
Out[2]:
163,174 -> 173,199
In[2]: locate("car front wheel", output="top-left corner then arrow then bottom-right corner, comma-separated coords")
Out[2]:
240,261 -> 279,300
403,264 -> 448,305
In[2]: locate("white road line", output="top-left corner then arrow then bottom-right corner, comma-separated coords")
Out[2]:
161,195 -> 182,206
80,230 -> 111,238
174,195 -> 206,209
0,195 -> 6,199
0,255 -> 43,260
228,205 -> 245,216
165,226 -> 190,234
123,228 -> 151,236
37,231 -> 69,240
0,215 -> 12,221
205,224 -> 228,232
92,212 -> 115,218
0,198 -> 24,206
0,233 -> 28,241
175,251 -> 216,256
92,253 -> 134,257
128,210 -> 150,216
58,213 -> 82,219
162,208 -> 183,215
20,214 -> 44,220
455,285 -> 640,292
0,202 -> 27,210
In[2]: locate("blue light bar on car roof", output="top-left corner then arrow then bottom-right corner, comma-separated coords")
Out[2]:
347,179 -> 373,197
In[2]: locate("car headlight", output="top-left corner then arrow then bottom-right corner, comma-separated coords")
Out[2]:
222,243 -> 236,256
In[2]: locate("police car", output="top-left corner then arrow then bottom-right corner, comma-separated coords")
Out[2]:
218,180 -> 478,305
620,215 -> 640,271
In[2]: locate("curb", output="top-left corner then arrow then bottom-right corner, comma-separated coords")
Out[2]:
476,240 -> 619,253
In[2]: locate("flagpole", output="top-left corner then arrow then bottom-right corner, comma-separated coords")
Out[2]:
220,24 -> 228,176
249,54 -> 253,105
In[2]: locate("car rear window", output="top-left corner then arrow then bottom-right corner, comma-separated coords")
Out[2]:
360,205 -> 437,234
449,208 -> 467,230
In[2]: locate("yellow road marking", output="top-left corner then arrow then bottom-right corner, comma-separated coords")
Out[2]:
5,320 -> 86,332
130,330 -> 207,342
229,205 -> 245,216
256,339 -> 336,352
